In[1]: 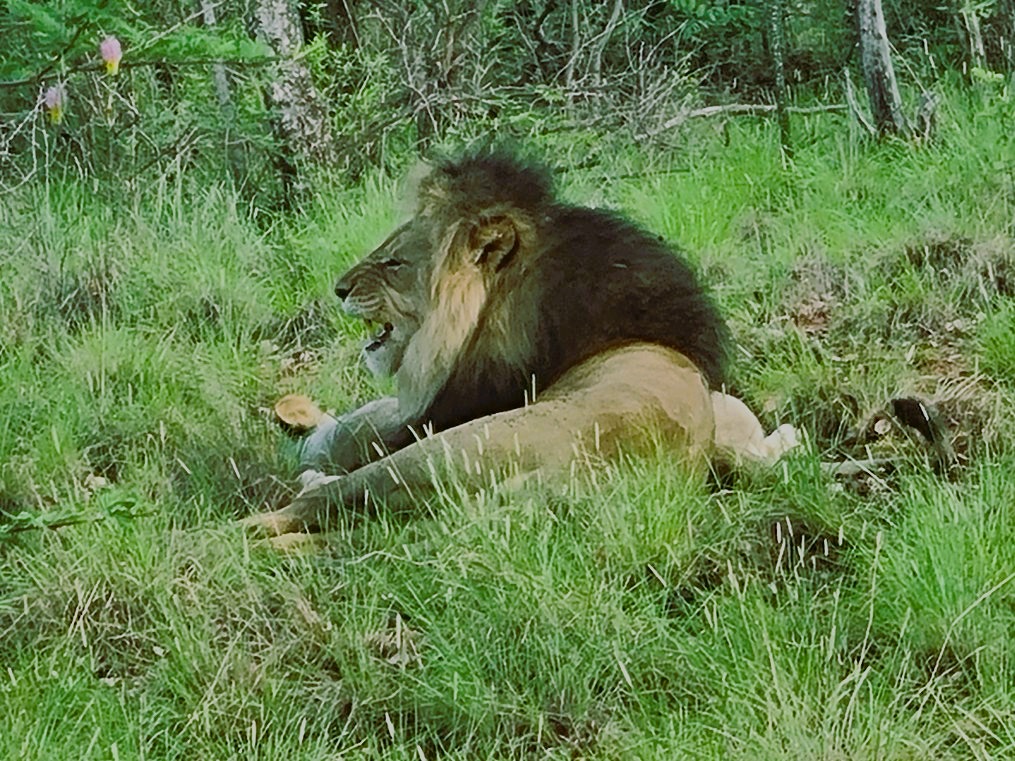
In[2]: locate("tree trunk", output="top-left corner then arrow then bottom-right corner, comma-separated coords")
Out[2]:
254,0 -> 336,191
856,0 -> 908,136
767,0 -> 792,158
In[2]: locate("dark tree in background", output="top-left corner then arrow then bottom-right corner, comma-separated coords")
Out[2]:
857,0 -> 908,136
319,0 -> 361,49
254,0 -> 336,191
3,0 -> 1015,196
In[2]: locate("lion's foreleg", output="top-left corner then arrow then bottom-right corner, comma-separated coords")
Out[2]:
299,396 -> 408,475
248,398 -> 605,534
249,350 -> 717,536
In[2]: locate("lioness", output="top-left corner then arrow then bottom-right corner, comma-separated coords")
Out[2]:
245,147 -> 797,537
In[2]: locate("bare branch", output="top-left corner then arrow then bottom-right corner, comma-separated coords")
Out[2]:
589,0 -> 624,89
0,58 -> 279,91
636,103 -> 847,140
843,67 -> 877,137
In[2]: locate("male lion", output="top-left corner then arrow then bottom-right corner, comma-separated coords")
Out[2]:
245,147 -> 797,537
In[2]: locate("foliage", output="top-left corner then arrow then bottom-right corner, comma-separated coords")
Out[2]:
0,0 -> 275,198
4,0 -> 1015,193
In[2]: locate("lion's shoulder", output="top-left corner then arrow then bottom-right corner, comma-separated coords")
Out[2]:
522,205 -> 730,389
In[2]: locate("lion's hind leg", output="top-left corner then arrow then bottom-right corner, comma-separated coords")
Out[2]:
710,391 -> 800,468
243,401 -> 570,535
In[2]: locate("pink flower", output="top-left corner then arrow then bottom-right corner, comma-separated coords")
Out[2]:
100,36 -> 123,75
44,85 -> 66,124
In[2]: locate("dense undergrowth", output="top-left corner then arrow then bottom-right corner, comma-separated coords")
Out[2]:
1,87 -> 1014,759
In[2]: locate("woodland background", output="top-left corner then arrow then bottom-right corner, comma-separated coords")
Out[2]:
4,0 -> 1014,198
1,2 -> 1014,759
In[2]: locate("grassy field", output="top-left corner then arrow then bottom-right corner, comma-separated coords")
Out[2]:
2,87 -> 1014,759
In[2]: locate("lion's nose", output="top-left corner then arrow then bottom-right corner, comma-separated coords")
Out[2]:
335,280 -> 351,300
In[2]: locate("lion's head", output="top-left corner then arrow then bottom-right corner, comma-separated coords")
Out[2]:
334,221 -> 431,378
335,146 -> 730,430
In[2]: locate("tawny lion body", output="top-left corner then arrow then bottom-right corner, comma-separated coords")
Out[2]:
253,345 -> 714,535
245,147 -> 797,538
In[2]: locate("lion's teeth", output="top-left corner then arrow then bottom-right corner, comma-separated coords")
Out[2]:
364,322 -> 393,352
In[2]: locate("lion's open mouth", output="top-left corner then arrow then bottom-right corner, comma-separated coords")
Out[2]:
364,320 -> 394,352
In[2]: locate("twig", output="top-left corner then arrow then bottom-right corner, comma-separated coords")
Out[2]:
636,103 -> 847,140
820,458 -> 896,477
0,57 -> 280,91
0,498 -> 149,538
1,513 -> 105,535
29,21 -> 89,88
843,67 -> 877,137
130,0 -> 226,57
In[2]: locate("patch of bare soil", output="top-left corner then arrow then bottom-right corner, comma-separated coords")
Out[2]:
782,256 -> 856,337
911,375 -> 1009,463
897,232 -> 1014,300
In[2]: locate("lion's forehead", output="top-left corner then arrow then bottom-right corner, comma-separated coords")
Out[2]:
373,221 -> 431,260
379,222 -> 415,250
338,219 -> 438,314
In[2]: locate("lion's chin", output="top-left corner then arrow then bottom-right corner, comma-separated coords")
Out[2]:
363,338 -> 402,378
359,320 -> 394,376
364,320 -> 393,349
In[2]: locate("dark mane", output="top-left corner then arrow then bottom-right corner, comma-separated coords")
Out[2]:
537,206 -> 730,386
418,146 -> 731,432
417,145 -> 555,218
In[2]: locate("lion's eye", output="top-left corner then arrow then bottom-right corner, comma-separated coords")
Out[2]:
383,258 -> 403,269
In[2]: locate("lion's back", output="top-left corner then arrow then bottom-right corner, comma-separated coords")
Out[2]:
532,205 -> 730,389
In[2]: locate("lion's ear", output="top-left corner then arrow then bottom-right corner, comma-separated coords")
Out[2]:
469,216 -> 518,271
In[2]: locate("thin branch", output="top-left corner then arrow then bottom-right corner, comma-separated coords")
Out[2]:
563,1 -> 581,92
636,103 -> 847,139
820,458 -> 896,477
843,67 -> 877,137
30,20 -> 89,87
130,0 -> 227,57
0,57 -> 281,91
589,0 -> 625,88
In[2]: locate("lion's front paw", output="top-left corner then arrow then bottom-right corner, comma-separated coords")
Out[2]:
239,509 -> 308,537
268,532 -> 326,552
297,470 -> 342,492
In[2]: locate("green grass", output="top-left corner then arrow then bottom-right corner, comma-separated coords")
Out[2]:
2,88 -> 1015,758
